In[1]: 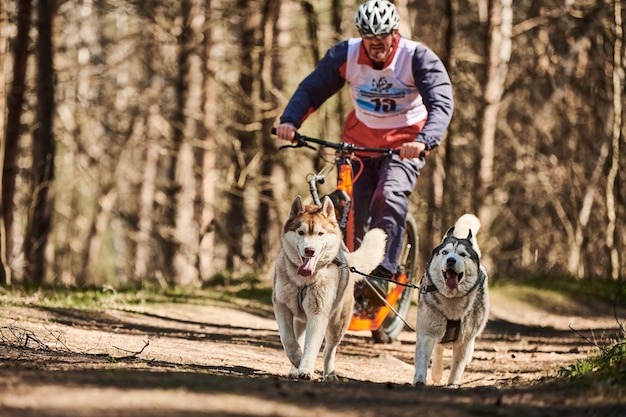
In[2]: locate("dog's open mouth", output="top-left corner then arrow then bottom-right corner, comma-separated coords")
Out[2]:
444,269 -> 463,289
297,256 -> 319,277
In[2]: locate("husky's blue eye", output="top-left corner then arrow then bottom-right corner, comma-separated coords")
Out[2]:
442,250 -> 448,255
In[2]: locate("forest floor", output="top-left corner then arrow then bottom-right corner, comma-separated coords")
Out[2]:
0,282 -> 625,417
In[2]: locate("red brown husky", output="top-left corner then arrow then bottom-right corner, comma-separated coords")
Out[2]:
273,196 -> 386,381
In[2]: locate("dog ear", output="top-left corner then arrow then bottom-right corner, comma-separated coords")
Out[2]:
320,196 -> 337,221
466,230 -> 473,240
289,196 -> 304,219
444,226 -> 455,239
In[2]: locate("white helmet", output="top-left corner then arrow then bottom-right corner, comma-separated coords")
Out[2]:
354,0 -> 400,35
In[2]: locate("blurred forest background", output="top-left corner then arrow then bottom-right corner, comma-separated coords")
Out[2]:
0,0 -> 624,288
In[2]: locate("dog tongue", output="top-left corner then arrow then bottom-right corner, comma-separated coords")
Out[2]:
297,257 -> 318,277
445,270 -> 459,289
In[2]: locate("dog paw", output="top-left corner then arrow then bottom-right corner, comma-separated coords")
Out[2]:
323,373 -> 339,382
298,370 -> 313,380
287,367 -> 299,379
413,380 -> 426,387
446,384 -> 460,389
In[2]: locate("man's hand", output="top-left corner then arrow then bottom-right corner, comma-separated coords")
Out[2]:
399,141 -> 427,159
275,123 -> 297,142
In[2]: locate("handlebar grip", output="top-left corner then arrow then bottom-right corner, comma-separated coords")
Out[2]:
271,127 -> 303,143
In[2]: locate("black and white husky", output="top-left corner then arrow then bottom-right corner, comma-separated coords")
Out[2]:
413,214 -> 489,387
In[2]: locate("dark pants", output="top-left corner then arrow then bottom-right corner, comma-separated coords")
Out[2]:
351,155 -> 424,273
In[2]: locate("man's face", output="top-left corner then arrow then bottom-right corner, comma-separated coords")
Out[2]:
361,30 -> 396,63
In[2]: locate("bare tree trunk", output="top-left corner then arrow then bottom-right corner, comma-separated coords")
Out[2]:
135,135 -> 161,283
171,0 -> 204,286
301,0 -> 320,64
253,0 -> 282,267
134,28 -> 164,285
155,0 -> 193,284
477,0 -> 488,24
0,0 -> 8,284
474,0 -> 512,273
325,0 -> 345,139
395,0 -> 413,37
133,23 -> 171,288
444,0 -> 458,73
25,0 -> 56,285
606,0 -> 623,280
199,147 -> 217,280
2,0 -> 32,285
330,0 -> 342,41
198,0 -> 217,282
425,0 -> 458,251
226,0 -> 261,271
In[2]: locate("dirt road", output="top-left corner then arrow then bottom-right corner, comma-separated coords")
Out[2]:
0,285 -> 624,416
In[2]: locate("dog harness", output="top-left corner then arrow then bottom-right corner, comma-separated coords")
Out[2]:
419,269 -> 487,343
420,282 -> 438,294
441,320 -> 462,344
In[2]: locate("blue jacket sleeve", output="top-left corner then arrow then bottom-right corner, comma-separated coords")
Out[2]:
279,41 -> 349,128
412,46 -> 454,150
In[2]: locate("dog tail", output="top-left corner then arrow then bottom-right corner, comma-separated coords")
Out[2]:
452,214 -> 481,257
346,228 -> 387,280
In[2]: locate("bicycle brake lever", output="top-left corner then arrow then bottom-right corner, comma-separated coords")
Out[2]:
273,128 -> 315,151
278,142 -> 315,151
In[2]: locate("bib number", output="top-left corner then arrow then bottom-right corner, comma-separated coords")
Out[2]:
372,98 -> 397,112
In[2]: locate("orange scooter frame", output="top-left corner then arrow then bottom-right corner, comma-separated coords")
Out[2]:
334,160 -> 410,332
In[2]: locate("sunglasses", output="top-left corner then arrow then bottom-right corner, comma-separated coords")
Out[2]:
360,32 -> 392,40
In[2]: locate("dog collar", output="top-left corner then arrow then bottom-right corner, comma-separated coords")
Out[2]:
420,284 -> 438,294
418,273 -> 439,294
